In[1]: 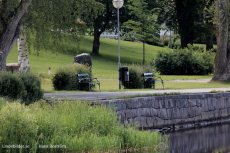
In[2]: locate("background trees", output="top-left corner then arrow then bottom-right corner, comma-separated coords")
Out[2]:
158,0 -> 215,49
122,0 -> 160,65
0,0 -> 102,71
90,0 -> 131,55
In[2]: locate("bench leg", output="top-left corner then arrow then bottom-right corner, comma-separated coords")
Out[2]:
89,83 -> 101,92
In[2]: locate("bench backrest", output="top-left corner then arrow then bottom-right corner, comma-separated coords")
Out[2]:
143,73 -> 153,77
77,73 -> 90,83
77,73 -> 89,77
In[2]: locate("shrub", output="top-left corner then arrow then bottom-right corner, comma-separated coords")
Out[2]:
0,72 -> 24,100
0,72 -> 43,105
152,47 -> 214,75
18,73 -> 43,105
122,64 -> 154,89
52,64 -> 91,91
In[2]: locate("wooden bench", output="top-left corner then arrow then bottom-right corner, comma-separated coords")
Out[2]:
143,73 -> 164,89
77,73 -> 100,91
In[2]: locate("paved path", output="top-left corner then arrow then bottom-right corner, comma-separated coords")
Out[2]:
44,87 -> 230,101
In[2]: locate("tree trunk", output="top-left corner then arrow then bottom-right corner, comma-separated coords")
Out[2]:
175,0 -> 194,48
206,36 -> 213,51
143,41 -> 145,65
18,35 -> 30,72
212,0 -> 230,81
92,29 -> 101,55
0,0 -> 32,71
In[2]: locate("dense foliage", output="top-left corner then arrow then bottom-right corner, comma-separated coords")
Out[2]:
18,73 -> 44,105
0,0 -> 103,70
0,72 -> 43,105
122,64 -> 154,89
0,100 -> 164,153
152,45 -> 214,75
122,0 -> 160,64
52,64 -> 91,91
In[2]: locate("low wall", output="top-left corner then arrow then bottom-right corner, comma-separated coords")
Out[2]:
92,92 -> 230,130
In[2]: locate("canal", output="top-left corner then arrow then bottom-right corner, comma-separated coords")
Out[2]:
160,122 -> 230,153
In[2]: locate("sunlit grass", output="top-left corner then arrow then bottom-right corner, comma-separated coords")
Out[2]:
7,35 -> 225,92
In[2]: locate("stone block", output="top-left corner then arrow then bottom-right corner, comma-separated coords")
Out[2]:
146,117 -> 155,128
155,117 -> 165,127
181,108 -> 189,119
141,101 -> 154,108
166,109 -> 173,120
189,99 -> 197,107
117,110 -> 125,123
221,109 -> 228,118
139,108 -> 151,117
116,103 -> 126,111
157,108 -> 168,120
201,111 -> 210,120
124,109 -> 136,119
165,99 -> 174,108
126,101 -> 141,109
159,100 -> 165,109
196,99 -> 203,107
189,107 -> 196,118
153,100 -> 160,109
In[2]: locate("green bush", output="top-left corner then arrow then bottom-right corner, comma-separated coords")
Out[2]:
0,72 -> 24,100
18,73 -> 43,105
122,64 -> 154,89
0,72 -> 43,105
152,47 -> 214,75
52,64 -> 91,91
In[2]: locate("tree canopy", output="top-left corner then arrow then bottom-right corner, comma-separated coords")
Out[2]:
0,0 -> 103,70
122,0 -> 160,65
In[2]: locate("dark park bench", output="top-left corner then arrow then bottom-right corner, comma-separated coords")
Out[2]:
143,73 -> 164,89
77,73 -> 100,91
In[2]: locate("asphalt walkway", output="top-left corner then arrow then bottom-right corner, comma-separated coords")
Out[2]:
44,87 -> 230,101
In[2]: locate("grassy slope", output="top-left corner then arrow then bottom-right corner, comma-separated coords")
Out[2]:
7,36 -> 229,92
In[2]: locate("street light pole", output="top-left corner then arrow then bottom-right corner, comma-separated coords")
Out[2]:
117,8 -> 121,89
113,0 -> 123,90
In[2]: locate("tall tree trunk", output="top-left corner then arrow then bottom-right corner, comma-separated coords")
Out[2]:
175,0 -> 194,48
92,29 -> 101,55
0,0 -> 32,71
18,35 -> 30,72
143,41 -> 145,65
206,36 -> 213,51
212,0 -> 230,81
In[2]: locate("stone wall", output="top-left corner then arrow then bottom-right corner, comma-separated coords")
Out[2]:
92,92 -> 230,130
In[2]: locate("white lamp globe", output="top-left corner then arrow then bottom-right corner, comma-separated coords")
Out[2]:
112,0 -> 124,9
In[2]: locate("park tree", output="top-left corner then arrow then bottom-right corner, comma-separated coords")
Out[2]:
122,0 -> 160,65
212,0 -> 230,81
0,0 -> 103,71
174,0 -> 216,48
158,0 -> 215,49
90,0 -> 131,55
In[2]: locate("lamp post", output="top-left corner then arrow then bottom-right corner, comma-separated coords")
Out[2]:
113,0 -> 124,90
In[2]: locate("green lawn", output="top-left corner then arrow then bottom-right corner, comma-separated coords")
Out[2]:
7,36 -> 230,92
